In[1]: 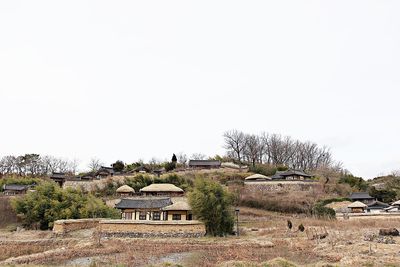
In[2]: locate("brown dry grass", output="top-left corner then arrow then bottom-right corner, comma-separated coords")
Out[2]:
2,207 -> 400,266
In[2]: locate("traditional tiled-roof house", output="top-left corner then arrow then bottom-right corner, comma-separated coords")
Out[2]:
50,172 -> 71,187
96,166 -> 115,178
366,201 -> 390,213
2,184 -> 31,195
271,170 -> 313,180
115,197 -> 193,221
188,160 -> 221,169
349,192 -> 375,204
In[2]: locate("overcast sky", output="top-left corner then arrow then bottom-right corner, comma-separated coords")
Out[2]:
0,1 -> 399,178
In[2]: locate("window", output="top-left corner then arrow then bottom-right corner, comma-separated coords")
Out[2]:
153,211 -> 161,220
172,214 -> 181,220
187,213 -> 193,221
139,211 -> 146,220
125,212 -> 132,220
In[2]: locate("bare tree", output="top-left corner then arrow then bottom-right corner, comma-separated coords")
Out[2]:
177,152 -> 188,166
223,130 -> 338,172
190,153 -> 207,160
223,130 -> 246,164
88,158 -> 103,172
243,134 -> 261,167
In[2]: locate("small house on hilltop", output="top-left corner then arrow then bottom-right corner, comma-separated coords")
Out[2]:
3,184 -> 32,195
50,172 -> 72,187
188,160 -> 221,169
96,166 -> 115,178
139,183 -> 184,196
271,170 -> 313,180
79,173 -> 96,181
349,192 -> 375,204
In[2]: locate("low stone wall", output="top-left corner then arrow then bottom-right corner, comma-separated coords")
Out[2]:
53,218 -> 103,233
99,220 -> 206,238
244,180 -> 321,192
337,212 -> 400,220
53,219 -> 206,238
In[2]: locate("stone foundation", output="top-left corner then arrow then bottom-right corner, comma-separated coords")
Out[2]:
53,219 -> 206,238
244,180 -> 321,192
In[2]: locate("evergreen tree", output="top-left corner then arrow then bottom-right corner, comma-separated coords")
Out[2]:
171,153 -> 177,163
112,160 -> 125,172
189,178 -> 234,236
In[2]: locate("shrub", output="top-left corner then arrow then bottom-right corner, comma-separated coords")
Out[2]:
164,162 -> 176,172
312,204 -> 336,219
11,181 -> 119,229
369,187 -> 397,203
339,174 -> 368,191
248,164 -> 277,176
318,197 -> 351,206
125,174 -> 154,192
162,174 -> 193,191
189,178 -> 234,236
112,160 -> 125,172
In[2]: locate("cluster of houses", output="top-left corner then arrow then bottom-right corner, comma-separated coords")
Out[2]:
50,160 -> 222,186
114,183 -> 193,222
346,192 -> 400,214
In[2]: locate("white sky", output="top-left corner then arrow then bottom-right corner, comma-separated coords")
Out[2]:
0,1 -> 399,178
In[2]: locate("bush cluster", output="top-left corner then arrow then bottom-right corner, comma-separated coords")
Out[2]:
12,181 -> 119,230
189,178 -> 234,236
248,164 -> 278,177
312,204 -> 336,219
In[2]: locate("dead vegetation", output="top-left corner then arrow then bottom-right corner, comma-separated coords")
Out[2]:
2,207 -> 400,266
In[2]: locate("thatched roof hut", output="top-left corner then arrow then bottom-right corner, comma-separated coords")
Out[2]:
245,174 -> 271,181
116,185 -> 135,194
348,201 -> 367,213
140,183 -> 184,196
348,201 -> 368,208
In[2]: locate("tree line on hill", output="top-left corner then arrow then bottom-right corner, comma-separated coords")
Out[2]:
0,154 -> 78,177
223,129 -> 340,171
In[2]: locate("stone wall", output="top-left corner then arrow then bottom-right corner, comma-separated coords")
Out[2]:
62,180 -> 95,191
99,220 -> 206,238
53,219 -> 103,233
53,219 -> 206,238
244,180 -> 321,193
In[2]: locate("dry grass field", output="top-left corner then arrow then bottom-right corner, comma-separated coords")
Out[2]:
1,207 -> 400,266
